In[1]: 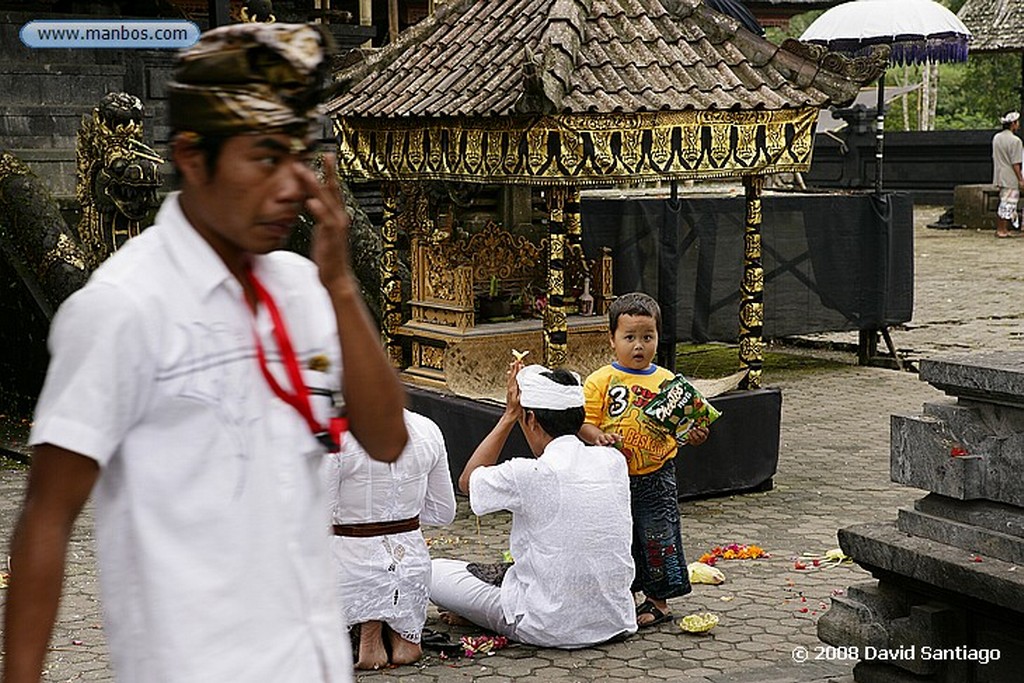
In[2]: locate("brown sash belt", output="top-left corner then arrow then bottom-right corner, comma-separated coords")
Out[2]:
332,516 -> 420,538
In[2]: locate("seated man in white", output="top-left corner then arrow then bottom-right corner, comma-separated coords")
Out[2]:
430,361 -> 637,649
326,409 -> 457,670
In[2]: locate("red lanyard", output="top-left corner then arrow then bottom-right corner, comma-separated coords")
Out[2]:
247,270 -> 346,453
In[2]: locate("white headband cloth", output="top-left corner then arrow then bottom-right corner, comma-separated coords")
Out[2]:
1002,111 -> 1020,124
516,364 -> 584,410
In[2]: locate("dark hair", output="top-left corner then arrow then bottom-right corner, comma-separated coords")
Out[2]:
608,291 -> 661,334
170,131 -> 229,179
528,368 -> 585,437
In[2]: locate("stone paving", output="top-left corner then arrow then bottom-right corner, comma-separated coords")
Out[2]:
2,205 -> 1022,681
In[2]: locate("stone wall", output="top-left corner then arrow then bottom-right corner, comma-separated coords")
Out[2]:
1,12 -> 175,196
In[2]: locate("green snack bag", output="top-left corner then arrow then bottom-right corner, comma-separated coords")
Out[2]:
642,374 -> 721,443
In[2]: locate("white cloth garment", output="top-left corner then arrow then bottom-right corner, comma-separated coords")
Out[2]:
30,193 -> 352,683
516,364 -> 584,410
430,559 -> 513,637
433,435 -> 637,649
326,410 -> 456,643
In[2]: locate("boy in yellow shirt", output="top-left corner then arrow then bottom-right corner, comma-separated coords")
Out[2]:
580,292 -> 708,627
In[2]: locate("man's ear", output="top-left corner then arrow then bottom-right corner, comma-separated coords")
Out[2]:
171,136 -> 209,187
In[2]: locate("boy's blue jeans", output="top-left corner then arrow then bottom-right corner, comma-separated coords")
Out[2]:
630,461 -> 692,601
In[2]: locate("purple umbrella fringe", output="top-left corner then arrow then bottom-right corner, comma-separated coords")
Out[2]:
806,33 -> 970,65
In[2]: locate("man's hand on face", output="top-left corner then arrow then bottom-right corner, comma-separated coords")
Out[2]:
299,152 -> 356,293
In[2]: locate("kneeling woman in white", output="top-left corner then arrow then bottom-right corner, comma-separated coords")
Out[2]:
326,409 -> 457,669
431,363 -> 637,648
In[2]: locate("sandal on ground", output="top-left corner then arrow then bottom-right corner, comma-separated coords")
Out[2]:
636,600 -> 673,628
420,628 -> 462,655
996,232 -> 1021,238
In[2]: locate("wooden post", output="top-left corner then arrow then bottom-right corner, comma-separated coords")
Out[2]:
565,185 -> 581,252
738,175 -> 764,390
381,182 -> 403,367
544,187 -> 568,368
207,0 -> 230,28
359,0 -> 372,47
388,0 -> 399,43
656,180 -> 679,372
875,70 -> 886,196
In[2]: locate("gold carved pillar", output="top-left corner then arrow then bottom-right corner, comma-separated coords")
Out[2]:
739,175 -> 764,389
381,181 -> 403,367
544,187 -> 568,367
565,185 -> 582,252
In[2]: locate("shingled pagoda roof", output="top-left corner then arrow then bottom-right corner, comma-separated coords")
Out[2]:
958,0 -> 1024,52
327,0 -> 883,118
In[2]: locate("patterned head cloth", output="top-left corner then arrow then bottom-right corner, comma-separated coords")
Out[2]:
1001,111 -> 1021,125
517,364 -> 584,410
168,23 -> 332,137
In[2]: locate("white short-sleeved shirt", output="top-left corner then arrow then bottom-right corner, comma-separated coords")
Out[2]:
469,436 -> 637,648
30,193 -> 352,683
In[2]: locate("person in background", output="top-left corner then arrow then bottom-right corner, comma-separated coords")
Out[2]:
430,361 -> 637,649
327,409 -> 456,670
992,110 -> 1024,238
579,292 -> 708,628
2,23 -> 407,683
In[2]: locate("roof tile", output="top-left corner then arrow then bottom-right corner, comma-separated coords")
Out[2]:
328,0 -> 882,118
959,0 -> 1024,52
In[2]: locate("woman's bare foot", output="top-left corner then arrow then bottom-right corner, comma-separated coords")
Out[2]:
437,609 -> 473,627
387,627 -> 423,666
355,621 -> 388,670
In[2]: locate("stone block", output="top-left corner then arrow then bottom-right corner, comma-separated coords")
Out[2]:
890,414 -> 986,500
953,183 -> 999,231
919,352 -> 1024,408
922,399 -> 1024,443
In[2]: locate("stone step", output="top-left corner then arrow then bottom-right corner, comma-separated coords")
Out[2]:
838,522 -> 1024,615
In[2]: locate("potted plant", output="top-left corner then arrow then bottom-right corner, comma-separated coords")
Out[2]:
478,275 -> 513,321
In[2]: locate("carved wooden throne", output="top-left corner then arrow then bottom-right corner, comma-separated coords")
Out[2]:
399,222 -> 613,392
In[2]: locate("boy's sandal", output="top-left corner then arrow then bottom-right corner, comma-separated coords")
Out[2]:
636,600 -> 673,628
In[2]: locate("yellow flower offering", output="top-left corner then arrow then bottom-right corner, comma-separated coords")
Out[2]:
679,612 -> 719,634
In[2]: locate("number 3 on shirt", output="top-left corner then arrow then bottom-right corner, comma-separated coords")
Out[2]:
608,385 -> 629,417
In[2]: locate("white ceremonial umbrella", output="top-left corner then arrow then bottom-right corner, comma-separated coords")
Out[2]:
800,0 -> 971,194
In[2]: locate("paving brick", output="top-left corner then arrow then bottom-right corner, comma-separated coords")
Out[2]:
1,206 -> 1010,681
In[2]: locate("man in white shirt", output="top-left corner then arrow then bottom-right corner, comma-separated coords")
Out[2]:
3,23 -> 407,683
430,362 -> 637,649
992,110 -> 1024,238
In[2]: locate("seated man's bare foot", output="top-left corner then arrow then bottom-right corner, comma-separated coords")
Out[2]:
438,609 -> 473,627
355,620 -> 389,670
387,627 -> 423,666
